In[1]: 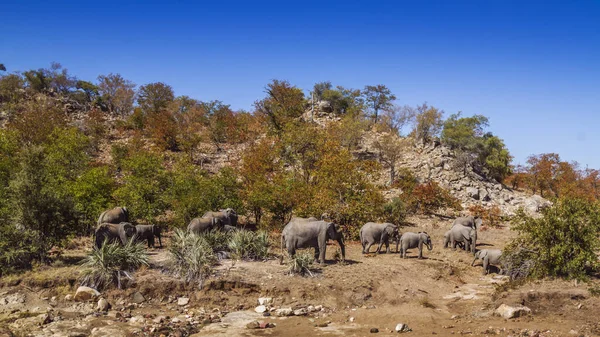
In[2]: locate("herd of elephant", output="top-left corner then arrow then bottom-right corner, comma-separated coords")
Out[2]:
94,207 -> 503,275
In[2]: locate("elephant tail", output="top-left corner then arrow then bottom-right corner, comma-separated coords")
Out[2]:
359,228 -> 363,246
280,233 -> 285,265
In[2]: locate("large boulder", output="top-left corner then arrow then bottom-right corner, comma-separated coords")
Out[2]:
318,100 -> 333,113
73,286 -> 100,302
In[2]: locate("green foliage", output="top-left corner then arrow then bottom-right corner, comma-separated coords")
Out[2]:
168,230 -> 216,285
287,251 -> 314,276
167,160 -> 243,226
412,103 -> 444,143
506,198 -> 600,280
80,239 -> 149,290
362,84 -> 396,122
114,149 -> 170,222
255,80 -> 305,134
137,82 -> 175,114
228,230 -> 270,260
200,229 -> 231,253
71,166 -> 116,234
441,113 -> 512,181
383,197 -> 408,225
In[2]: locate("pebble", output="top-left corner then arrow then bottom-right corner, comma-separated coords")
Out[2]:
177,297 -> 190,306
370,328 -> 379,333
255,305 -> 267,313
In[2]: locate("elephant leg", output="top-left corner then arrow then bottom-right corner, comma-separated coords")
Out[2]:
319,245 -> 327,265
451,239 -> 457,250
418,242 -> 423,259
149,236 -> 154,248
287,246 -> 296,258
375,240 -> 384,254
314,246 -> 321,264
385,240 -> 390,254
483,257 -> 490,275
365,242 -> 373,254
158,235 -> 162,248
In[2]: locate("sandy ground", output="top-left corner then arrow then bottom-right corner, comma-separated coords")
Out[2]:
1,217 -> 600,336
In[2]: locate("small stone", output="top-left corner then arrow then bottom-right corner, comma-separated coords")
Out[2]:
64,294 -> 73,301
258,297 -> 273,305
177,297 -> 190,306
73,286 -> 100,301
451,315 -> 460,319
171,317 -> 181,323
307,305 -> 316,312
569,330 -> 578,335
131,292 -> 145,304
97,298 -> 110,312
259,322 -> 276,329
246,321 -> 260,329
255,305 -> 267,313
370,328 -> 379,333
396,323 -> 412,333
315,322 -> 329,327
153,316 -> 166,323
129,315 -> 145,325
314,305 -> 323,311
494,304 -> 531,319
349,317 -> 355,322
275,308 -> 293,317
262,312 -> 271,317
293,308 -> 307,316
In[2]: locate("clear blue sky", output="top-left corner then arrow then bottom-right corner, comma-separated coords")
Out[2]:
2,0 -> 599,168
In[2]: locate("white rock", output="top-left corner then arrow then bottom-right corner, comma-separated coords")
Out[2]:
73,287 -> 100,302
96,298 -> 110,312
307,305 -> 316,313
275,308 -> 293,317
293,308 -> 307,316
171,317 -> 181,323
314,305 -> 323,311
64,294 -> 73,301
495,304 -> 531,319
258,297 -> 273,305
254,305 -> 267,313
177,297 -> 190,306
349,316 -> 355,322
396,323 -> 412,332
129,315 -> 145,325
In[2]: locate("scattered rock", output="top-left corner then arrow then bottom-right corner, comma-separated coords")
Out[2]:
396,323 -> 412,333
293,308 -> 307,316
258,297 -> 273,305
153,316 -> 166,323
129,315 -> 145,325
275,308 -> 293,317
73,287 -> 100,302
96,298 -> 110,312
64,294 -> 73,301
131,292 -> 145,304
466,187 -> 480,200
314,305 -> 323,311
307,305 -> 316,313
254,305 -> 267,313
177,297 -> 190,306
246,321 -> 260,329
370,328 -> 379,333
494,304 -> 531,319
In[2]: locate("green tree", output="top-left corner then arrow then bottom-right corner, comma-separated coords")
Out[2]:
137,82 -> 175,114
412,103 -> 444,143
362,84 -> 396,123
255,80 -> 305,134
97,73 -> 136,116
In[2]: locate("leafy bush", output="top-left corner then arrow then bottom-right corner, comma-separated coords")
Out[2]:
505,198 -> 600,280
201,229 -> 230,253
410,181 -> 462,214
228,230 -> 270,260
287,251 -> 314,276
468,204 -> 502,228
382,197 -> 407,225
80,239 -> 149,290
168,230 -> 216,285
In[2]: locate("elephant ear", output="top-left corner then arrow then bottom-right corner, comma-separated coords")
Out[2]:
474,218 -> 483,229
385,225 -> 395,236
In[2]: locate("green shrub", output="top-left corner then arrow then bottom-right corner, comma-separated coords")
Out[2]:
228,230 -> 270,260
287,251 -> 314,276
200,229 -> 230,253
80,239 -> 149,290
168,230 -> 216,285
383,197 -> 407,225
506,198 -> 600,281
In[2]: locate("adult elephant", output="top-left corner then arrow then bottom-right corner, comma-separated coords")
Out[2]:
94,222 -> 137,249
97,207 -> 129,225
360,222 -> 399,254
444,226 -> 477,254
399,232 -> 433,259
281,218 -> 345,265
188,217 -> 223,234
472,249 -> 503,274
135,224 -> 163,248
202,208 -> 238,226
451,216 -> 482,230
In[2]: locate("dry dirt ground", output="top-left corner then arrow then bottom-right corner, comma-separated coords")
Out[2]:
2,217 -> 600,337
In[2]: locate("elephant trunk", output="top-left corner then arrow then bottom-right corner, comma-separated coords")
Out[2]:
395,237 -> 400,253
471,256 -> 478,266
427,241 -> 433,251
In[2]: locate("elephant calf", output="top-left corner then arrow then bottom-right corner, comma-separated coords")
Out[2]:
281,218 -> 345,265
360,222 -> 399,254
472,249 -> 503,275
399,232 -> 432,259
94,222 -> 137,249
135,224 -> 163,248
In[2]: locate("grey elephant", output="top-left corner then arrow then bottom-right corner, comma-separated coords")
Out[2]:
399,232 -> 433,259
188,217 -> 223,234
360,222 -> 399,254
444,226 -> 477,254
135,224 -> 163,248
202,208 -> 238,226
451,216 -> 482,230
94,222 -> 137,249
281,218 -> 345,265
472,249 -> 503,274
97,207 -> 129,225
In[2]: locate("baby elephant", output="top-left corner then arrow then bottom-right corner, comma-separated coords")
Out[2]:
135,224 -> 163,248
399,232 -> 433,259
360,222 -> 399,254
472,249 -> 503,274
